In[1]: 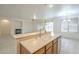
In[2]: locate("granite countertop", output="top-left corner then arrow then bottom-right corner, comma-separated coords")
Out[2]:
20,32 -> 61,53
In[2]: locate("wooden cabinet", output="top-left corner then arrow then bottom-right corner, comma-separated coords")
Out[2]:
20,38 -> 59,54
58,36 -> 61,54
46,47 -> 53,54
46,39 -> 58,54
46,42 -> 52,50
35,39 -> 58,54
34,47 -> 45,54
52,41 -> 58,54
20,44 -> 30,54
46,42 -> 53,54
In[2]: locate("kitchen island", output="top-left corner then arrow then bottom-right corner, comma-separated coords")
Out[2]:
15,32 -> 61,54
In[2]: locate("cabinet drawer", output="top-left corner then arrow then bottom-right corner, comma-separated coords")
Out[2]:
46,42 -> 52,50
34,47 -> 45,54
46,47 -> 53,54
20,44 -> 30,54
53,39 -> 58,44
52,41 -> 58,54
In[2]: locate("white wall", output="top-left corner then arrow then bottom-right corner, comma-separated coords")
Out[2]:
0,18 -> 35,36
22,20 -> 34,33
61,32 -> 79,39
33,22 -> 45,32
77,17 -> 79,32
0,19 -> 11,36
10,20 -> 22,36
10,19 -> 35,36
10,19 -> 46,36
51,16 -> 79,39
53,18 -> 61,34
0,20 -> 1,37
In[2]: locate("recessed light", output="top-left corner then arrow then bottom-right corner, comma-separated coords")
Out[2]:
48,4 -> 53,8
63,20 -> 66,22
68,20 -> 71,22
1,19 -> 9,23
33,14 -> 36,19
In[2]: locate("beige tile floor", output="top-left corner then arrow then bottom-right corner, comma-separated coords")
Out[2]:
0,36 -> 16,54
0,36 -> 79,54
60,37 -> 79,54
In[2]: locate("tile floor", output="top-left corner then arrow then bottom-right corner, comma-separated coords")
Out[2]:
60,37 -> 79,54
0,36 -> 16,54
0,36 -> 79,54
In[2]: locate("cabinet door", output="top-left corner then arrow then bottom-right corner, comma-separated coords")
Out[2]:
46,42 -> 52,50
46,47 -> 53,54
52,41 -> 58,54
34,47 -> 45,54
20,44 -> 30,54
58,36 -> 61,54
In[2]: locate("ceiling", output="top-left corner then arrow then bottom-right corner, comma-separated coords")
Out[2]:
0,4 -> 79,20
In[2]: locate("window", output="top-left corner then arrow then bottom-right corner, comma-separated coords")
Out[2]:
69,21 -> 77,32
61,20 -> 68,32
45,22 -> 53,32
61,17 -> 78,32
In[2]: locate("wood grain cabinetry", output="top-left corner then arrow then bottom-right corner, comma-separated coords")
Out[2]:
20,34 -> 60,54
46,47 -> 53,54
46,42 -> 52,50
20,44 -> 30,54
20,38 -> 59,54
46,39 -> 58,54
52,41 -> 58,54
46,42 -> 53,54
34,47 -> 45,54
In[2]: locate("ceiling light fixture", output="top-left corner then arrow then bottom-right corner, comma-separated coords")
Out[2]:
33,14 -> 36,19
1,19 -> 9,23
68,20 -> 71,22
48,4 -> 53,8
